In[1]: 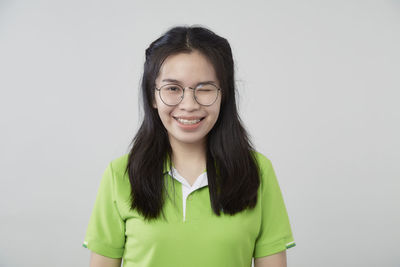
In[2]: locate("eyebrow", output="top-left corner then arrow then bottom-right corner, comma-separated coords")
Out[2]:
161,78 -> 217,86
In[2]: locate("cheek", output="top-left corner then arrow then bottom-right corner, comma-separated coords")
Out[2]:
213,110 -> 221,125
157,106 -> 174,123
207,108 -> 221,129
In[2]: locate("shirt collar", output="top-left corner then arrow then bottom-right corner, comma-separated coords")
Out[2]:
163,154 -> 208,189
168,167 -> 208,189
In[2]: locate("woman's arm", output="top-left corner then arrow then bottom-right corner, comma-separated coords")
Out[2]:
90,252 -> 122,267
254,250 -> 287,267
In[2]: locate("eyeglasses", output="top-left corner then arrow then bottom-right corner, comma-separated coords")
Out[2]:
155,83 -> 221,106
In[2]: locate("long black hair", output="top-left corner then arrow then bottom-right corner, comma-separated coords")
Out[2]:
125,25 -> 260,221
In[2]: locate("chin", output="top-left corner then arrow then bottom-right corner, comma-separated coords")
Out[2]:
171,134 -> 206,145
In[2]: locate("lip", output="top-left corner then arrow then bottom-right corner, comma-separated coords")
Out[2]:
173,116 -> 204,130
173,116 -> 205,120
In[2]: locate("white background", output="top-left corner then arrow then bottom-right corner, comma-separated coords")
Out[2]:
0,0 -> 399,266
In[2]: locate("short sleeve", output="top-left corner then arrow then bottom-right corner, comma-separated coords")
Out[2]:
82,162 -> 126,258
253,154 -> 296,258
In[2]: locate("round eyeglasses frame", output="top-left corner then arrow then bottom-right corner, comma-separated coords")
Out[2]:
155,83 -> 221,107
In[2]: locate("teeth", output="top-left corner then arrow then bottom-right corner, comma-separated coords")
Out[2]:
176,118 -> 201,124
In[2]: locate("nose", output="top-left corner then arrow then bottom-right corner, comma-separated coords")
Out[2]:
179,87 -> 200,110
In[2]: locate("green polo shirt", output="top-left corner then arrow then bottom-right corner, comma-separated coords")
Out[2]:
83,151 -> 296,266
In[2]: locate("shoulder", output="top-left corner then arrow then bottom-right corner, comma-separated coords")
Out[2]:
251,150 -> 273,174
102,153 -> 130,190
105,153 -> 131,206
109,153 -> 130,175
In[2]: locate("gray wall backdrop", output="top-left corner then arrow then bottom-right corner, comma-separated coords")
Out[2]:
1,0 -> 399,266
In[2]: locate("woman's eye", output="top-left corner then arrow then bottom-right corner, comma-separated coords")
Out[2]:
167,86 -> 179,91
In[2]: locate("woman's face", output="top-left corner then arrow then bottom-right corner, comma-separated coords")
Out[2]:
153,50 -> 222,147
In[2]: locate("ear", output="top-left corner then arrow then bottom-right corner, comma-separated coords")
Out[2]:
152,99 -> 158,109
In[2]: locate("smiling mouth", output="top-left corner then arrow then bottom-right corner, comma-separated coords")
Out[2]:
173,116 -> 205,125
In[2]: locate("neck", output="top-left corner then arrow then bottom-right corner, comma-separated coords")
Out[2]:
169,137 -> 207,171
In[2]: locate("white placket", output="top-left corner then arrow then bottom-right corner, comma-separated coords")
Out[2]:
168,167 -> 208,221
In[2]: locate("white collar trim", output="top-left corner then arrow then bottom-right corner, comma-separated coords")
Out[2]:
168,167 -> 208,221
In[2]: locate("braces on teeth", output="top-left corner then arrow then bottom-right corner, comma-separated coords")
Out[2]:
176,118 -> 201,124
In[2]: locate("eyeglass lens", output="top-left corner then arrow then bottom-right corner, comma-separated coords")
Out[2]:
159,84 -> 218,106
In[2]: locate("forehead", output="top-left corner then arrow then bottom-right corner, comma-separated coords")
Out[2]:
157,51 -> 218,85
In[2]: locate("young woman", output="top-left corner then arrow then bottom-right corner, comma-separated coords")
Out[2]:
83,25 -> 296,267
